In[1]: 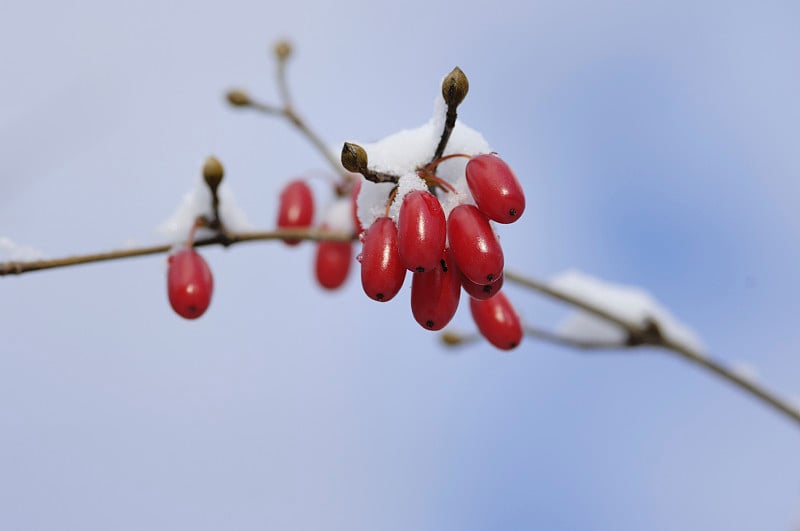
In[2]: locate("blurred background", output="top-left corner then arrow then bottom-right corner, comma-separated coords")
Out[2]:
1,0 -> 798,529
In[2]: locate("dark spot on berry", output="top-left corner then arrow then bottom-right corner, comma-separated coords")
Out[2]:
416,266 -> 425,273
509,342 -> 518,349
486,274 -> 495,282
440,259 -> 448,272
426,320 -> 434,328
376,293 -> 385,301
482,284 -> 492,293
188,305 -> 197,315
509,208 -> 517,217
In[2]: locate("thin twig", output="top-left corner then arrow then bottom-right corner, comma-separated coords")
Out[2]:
228,44 -> 346,181
432,104 -> 458,163
504,270 -> 638,333
443,325 -> 629,351
0,228 -> 355,276
502,270 -> 800,426
523,325 -> 630,351
276,51 -> 292,109
241,100 -> 344,178
657,338 -> 800,426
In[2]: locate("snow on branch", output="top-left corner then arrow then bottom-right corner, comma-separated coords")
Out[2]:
0,237 -> 46,262
157,175 -> 253,243
550,269 -> 704,352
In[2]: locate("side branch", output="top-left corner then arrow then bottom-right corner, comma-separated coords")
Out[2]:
226,41 -> 347,181
502,270 -> 800,427
443,324 -> 633,351
0,229 -> 355,276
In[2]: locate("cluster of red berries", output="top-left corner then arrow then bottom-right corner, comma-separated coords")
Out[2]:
165,64 -> 527,351
164,154 -> 526,351
359,153 -> 525,350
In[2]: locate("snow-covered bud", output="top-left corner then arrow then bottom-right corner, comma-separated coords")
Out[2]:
341,142 -> 368,174
202,156 -> 224,192
274,40 -> 292,61
226,89 -> 252,107
442,66 -> 469,108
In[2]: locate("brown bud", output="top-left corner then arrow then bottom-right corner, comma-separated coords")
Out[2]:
203,156 -> 224,191
226,89 -> 252,107
341,142 -> 368,174
274,40 -> 292,61
441,66 -> 469,107
440,331 -> 464,346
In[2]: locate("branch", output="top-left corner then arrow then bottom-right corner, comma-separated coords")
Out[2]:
443,324 -> 630,351
432,67 -> 469,163
226,41 -> 348,183
499,270 -> 800,427
0,228 -> 355,276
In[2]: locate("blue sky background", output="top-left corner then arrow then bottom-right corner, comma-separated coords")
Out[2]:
1,0 -> 799,529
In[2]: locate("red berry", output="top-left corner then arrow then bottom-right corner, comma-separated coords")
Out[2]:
469,292 -> 522,350
447,204 -> 504,285
465,154 -> 525,224
410,248 -> 461,330
167,248 -> 213,319
315,238 -> 353,290
360,217 -> 406,302
277,179 -> 314,245
462,271 -> 504,300
397,190 -> 446,272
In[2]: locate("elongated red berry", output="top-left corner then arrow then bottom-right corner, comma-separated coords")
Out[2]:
469,292 -> 522,350
360,217 -> 406,302
167,248 -> 213,319
447,204 -> 504,285
462,271 -> 504,300
277,179 -> 314,245
465,154 -> 525,224
315,238 -> 353,290
410,248 -> 461,330
398,190 -> 446,272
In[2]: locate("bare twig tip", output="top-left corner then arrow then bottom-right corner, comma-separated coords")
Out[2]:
274,40 -> 292,61
226,89 -> 252,107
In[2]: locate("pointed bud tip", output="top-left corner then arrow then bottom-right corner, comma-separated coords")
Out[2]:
341,142 -> 368,174
203,156 -> 224,190
442,66 -> 469,107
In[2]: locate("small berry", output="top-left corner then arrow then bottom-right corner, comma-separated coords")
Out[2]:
410,249 -> 461,330
167,248 -> 213,319
447,204 -> 504,285
397,190 -> 446,273
360,217 -> 406,302
469,292 -> 522,350
315,238 -> 353,290
465,154 -> 525,224
462,271 -> 504,300
277,179 -> 315,245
